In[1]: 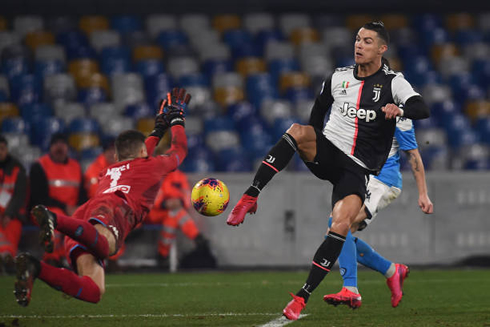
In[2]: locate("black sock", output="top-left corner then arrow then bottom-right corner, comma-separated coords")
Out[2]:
245,133 -> 298,197
296,231 -> 346,302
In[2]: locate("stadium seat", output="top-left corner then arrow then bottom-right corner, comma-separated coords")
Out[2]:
268,58 -> 300,84
223,29 -> 253,50
422,27 -> 451,48
446,13 -> 475,31
243,13 -> 274,34
279,72 -> 310,93
227,101 -> 257,123
265,41 -> 295,61
246,73 -> 279,109
90,30 -> 122,52
290,27 -> 320,46
380,14 -> 409,30
180,14 -> 210,36
47,16 -> 77,34
13,16 -> 44,37
79,16 -> 110,34
68,117 -> 101,151
212,15 -> 241,33
111,15 -> 142,35
298,43 -> 333,78
123,31 -> 152,49
43,73 -> 77,104
421,84 -> 452,106
279,13 -> 311,37
254,29 -> 285,51
260,99 -> 294,125
284,87 -> 314,104
415,128 -> 447,149
31,117 -> 65,150
476,117 -> 490,145
145,73 -> 174,107
111,73 -> 145,111
180,146 -> 216,173
236,57 -> 266,77
345,14 -> 374,31
135,60 -> 164,78
124,102 -> 152,120
76,72 -> 110,94
100,46 -> 132,75
213,86 -> 245,107
185,116 -> 204,135
430,43 -> 459,63
25,31 -> 55,50
78,87 -> 107,107
133,45 -> 163,62
166,56 -> 199,79
216,147 -> 253,172
0,16 -> 6,31
1,45 -> 30,80
0,103 -> 19,123
20,103 -> 53,125
157,30 -> 188,50
3,132 -> 30,152
146,14 -> 178,38
9,75 -> 41,106
1,117 -> 29,134
202,58 -> 232,82
136,117 -> 154,135
69,59 -> 100,84
34,59 -> 65,79
101,116 -> 134,137
0,75 -> 9,99
0,32 -> 21,55
179,73 -> 208,87
54,102 -> 86,124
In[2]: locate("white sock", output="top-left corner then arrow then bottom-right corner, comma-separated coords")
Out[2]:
384,263 -> 396,278
344,286 -> 359,294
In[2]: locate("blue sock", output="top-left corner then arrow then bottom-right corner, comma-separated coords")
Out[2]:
355,237 -> 392,275
327,217 -> 357,288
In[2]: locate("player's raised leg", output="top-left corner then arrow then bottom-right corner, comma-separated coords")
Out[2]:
32,205 -> 112,259
227,124 -> 316,226
355,237 -> 409,307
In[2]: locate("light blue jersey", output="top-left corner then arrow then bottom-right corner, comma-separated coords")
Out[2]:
374,117 -> 418,189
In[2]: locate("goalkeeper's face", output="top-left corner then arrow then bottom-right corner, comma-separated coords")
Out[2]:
354,28 -> 387,65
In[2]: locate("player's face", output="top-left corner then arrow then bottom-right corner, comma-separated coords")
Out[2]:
354,28 -> 386,65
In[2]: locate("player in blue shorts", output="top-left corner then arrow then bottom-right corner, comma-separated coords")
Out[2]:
324,116 -> 433,309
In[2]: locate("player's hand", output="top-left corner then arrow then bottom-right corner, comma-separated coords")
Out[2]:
163,87 -> 191,127
418,194 -> 433,214
149,100 -> 171,138
382,103 -> 402,120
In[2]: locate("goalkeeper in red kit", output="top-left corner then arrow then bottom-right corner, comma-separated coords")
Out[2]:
13,88 -> 191,306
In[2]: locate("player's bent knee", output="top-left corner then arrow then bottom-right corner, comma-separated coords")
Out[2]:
94,224 -> 117,257
286,123 -> 311,142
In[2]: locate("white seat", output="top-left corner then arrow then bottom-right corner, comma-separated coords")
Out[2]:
322,27 -> 352,50
205,131 -> 240,152
265,41 -> 295,61
89,102 -> 118,123
185,116 -> 204,134
146,15 -> 178,38
43,74 -> 77,104
180,14 -> 210,36
421,84 -> 453,105
188,29 -> 220,50
298,43 -> 333,77
0,32 -> 21,54
279,13 -> 311,37
89,30 -> 121,52
478,12 -> 490,31
437,56 -> 470,79
111,73 -> 145,111
35,45 -> 66,62
101,116 -> 134,136
212,72 -> 243,89
3,133 -> 30,156
260,99 -> 294,125
295,99 -> 315,123
463,42 -> 490,61
183,86 -> 212,111
13,16 -> 44,37
166,57 -> 200,79
54,102 -> 86,124
416,128 -> 448,149
244,13 -> 275,34
199,43 -> 231,61
18,146 -> 42,173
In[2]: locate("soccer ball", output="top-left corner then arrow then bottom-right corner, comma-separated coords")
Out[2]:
191,178 -> 230,216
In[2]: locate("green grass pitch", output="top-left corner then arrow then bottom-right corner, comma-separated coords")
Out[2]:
1,268 -> 489,326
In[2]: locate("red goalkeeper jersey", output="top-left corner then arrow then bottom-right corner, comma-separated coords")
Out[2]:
94,125 -> 187,225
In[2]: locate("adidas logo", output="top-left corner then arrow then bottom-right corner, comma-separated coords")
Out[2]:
341,89 -> 347,95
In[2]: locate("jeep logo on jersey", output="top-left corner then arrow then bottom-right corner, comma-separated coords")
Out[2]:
340,103 -> 377,122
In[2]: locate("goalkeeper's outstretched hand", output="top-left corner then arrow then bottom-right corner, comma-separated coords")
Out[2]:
162,87 -> 191,127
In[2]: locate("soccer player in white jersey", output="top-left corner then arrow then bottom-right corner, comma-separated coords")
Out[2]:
227,21 -> 431,320
323,116 -> 433,310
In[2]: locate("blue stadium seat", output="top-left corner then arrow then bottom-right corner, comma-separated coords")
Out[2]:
413,115 -> 440,129
34,60 -> 65,79
78,88 -> 107,106
80,146 -> 103,161
284,87 -> 314,103
125,102 -> 153,120
135,60 -> 165,78
471,59 -> 490,89
111,16 -> 143,34
180,147 -> 216,173
397,44 -> 426,62
69,117 -> 100,134
31,117 -> 66,150
272,116 -> 298,140
157,30 -> 188,50
1,55 -> 30,80
254,29 -> 285,50
476,117 -> 490,145
179,73 -> 208,87
455,29 -> 484,46
186,132 -> 205,151
421,27 -> 451,47
447,129 -> 480,148
268,58 -> 300,84
145,73 -> 174,107
0,91 -> 7,102
202,59 -> 233,81
1,117 -> 30,134
100,46 -> 132,75
57,30 -> 89,49
10,75 -> 42,106
216,147 -> 253,172
431,100 -> 462,126
21,103 -> 53,125
204,116 -> 236,134
231,42 -> 262,59
223,29 -> 253,50
411,13 -> 443,34
227,101 -> 257,123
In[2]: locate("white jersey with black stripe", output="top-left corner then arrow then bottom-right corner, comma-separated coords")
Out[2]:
321,64 -> 419,173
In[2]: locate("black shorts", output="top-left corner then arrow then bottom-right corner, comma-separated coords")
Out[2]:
303,128 -> 371,207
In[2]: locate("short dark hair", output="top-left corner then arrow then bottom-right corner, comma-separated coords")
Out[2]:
115,130 -> 146,161
362,21 -> 390,45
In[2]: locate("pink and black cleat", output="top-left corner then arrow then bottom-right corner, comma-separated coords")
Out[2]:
386,263 -> 410,307
324,287 -> 362,309
226,194 -> 257,226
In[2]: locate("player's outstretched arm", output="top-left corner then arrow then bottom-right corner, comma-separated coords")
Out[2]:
382,96 -> 430,120
405,148 -> 433,214
159,88 -> 191,170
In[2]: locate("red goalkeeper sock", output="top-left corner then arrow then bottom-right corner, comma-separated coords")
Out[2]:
56,213 -> 110,259
39,261 -> 101,303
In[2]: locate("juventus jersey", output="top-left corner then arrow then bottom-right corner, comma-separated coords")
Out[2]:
318,64 -> 420,173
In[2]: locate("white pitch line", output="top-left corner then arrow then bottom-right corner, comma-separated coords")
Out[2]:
0,313 -> 278,320
259,314 -> 309,327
